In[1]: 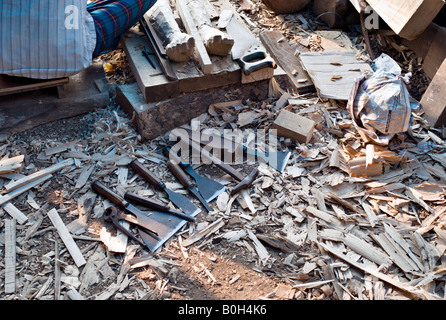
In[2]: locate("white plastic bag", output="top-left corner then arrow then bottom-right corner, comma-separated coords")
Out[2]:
347,53 -> 421,145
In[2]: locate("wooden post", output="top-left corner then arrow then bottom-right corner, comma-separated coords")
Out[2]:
420,58 -> 446,128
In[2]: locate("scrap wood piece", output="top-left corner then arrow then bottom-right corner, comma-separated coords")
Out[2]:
0,174 -> 53,207
348,156 -> 384,177
2,202 -> 28,224
298,50 -> 371,100
383,223 -> 424,272
46,208 -> 87,267
246,229 -> 270,265
4,219 -> 16,294
272,109 -> 316,144
0,155 -> 24,174
306,206 -> 342,226
182,217 -> 225,247
318,241 -> 434,300
256,233 -> 301,253
3,158 -> 74,193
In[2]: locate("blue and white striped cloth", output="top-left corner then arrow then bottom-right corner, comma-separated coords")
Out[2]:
0,0 -> 97,79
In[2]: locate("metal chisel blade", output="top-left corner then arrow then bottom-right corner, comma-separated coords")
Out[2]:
183,166 -> 226,203
188,186 -> 213,212
164,187 -> 201,216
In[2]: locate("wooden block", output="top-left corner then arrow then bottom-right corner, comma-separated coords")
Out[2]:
117,78 -> 275,140
121,27 -> 241,103
259,30 -> 315,95
349,0 -> 444,40
0,63 -> 109,135
420,58 -> 446,128
272,109 -> 316,144
422,24 -> 446,79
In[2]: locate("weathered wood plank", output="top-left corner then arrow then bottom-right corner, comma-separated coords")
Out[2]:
4,219 -> 16,294
46,208 -> 87,267
259,30 -> 315,94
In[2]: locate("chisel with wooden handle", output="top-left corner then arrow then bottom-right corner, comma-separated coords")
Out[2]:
129,159 -> 201,216
167,160 -> 213,212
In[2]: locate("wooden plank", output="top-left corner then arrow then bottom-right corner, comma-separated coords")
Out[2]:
176,0 -> 213,74
0,63 -> 109,135
420,58 -> 446,128
46,208 -> 87,267
0,76 -> 69,97
121,27 -> 240,103
349,0 -> 444,40
298,50 -> 371,100
259,30 -> 315,94
4,219 -> 16,294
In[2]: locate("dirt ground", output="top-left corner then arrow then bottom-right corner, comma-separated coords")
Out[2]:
1,0 -> 443,303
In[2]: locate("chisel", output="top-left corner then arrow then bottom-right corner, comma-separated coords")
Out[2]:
167,160 -> 213,212
129,159 -> 201,217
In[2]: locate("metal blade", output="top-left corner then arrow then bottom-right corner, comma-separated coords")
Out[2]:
183,166 -> 226,203
137,211 -> 189,252
188,186 -> 213,212
163,187 -> 201,216
246,147 -> 291,173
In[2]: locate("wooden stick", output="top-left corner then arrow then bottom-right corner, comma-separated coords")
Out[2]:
46,208 -> 86,267
4,219 -> 16,294
0,174 -> 53,207
3,159 -> 74,193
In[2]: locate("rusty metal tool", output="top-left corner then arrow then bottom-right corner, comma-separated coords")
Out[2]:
171,129 -> 259,196
182,128 -> 291,172
129,159 -> 201,216
103,206 -> 152,249
167,160 -> 213,212
164,147 -> 226,203
124,192 -> 196,222
92,180 -> 193,252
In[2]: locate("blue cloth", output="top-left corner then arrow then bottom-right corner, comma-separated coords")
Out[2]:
87,0 -> 157,57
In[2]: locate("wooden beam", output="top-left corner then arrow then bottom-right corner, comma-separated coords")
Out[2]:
420,58 -> 446,128
349,0 -> 444,40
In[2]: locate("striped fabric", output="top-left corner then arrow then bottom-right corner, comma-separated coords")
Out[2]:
0,0 -> 96,79
0,0 -> 156,79
88,0 -> 157,56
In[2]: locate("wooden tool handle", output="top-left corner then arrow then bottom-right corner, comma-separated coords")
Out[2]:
124,192 -> 196,223
92,180 -> 128,208
167,160 -> 194,189
230,168 -> 259,195
130,159 -> 163,190
124,192 -> 170,212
